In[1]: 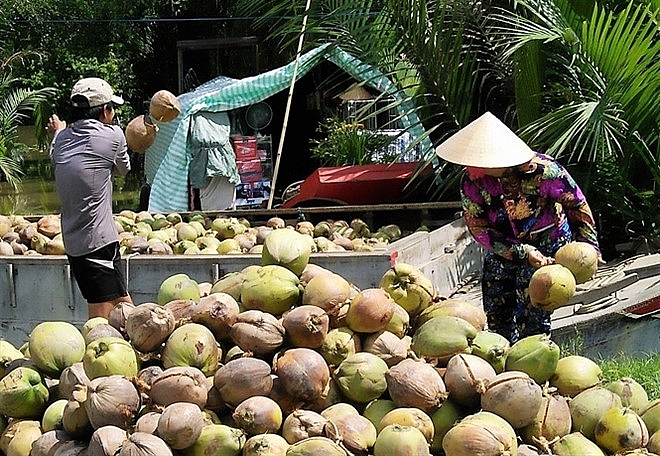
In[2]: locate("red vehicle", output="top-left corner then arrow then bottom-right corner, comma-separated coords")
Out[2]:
280,162 -> 431,208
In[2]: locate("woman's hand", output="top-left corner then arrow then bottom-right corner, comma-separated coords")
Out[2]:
46,114 -> 66,134
527,248 -> 554,268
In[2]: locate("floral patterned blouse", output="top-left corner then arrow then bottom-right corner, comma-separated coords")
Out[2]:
460,152 -> 600,261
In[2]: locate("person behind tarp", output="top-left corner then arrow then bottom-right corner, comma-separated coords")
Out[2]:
188,111 -> 241,210
435,112 -> 603,343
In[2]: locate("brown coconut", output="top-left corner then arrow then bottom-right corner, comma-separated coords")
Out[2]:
282,305 -> 330,348
443,353 -> 496,410
385,357 -> 448,413
125,114 -> 158,153
190,292 -> 240,340
157,402 -> 205,449
124,302 -> 175,353
345,288 -> 395,333
230,309 -> 286,356
281,409 -> 328,444
302,272 -> 352,315
149,89 -> 181,122
480,370 -> 543,428
213,357 -> 273,407
273,348 -> 330,404
520,392 -> 572,447
149,366 -> 208,409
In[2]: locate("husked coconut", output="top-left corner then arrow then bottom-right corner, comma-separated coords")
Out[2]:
149,89 -> 181,122
125,114 -> 158,153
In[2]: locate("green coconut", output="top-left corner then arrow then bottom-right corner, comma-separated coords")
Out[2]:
42,399 -> 68,431
82,337 -> 140,380
363,399 -> 397,428
377,408 -> 435,444
411,315 -> 478,365
555,241 -> 599,284
28,321 -> 86,378
415,299 -> 487,333
0,366 -> 49,418
2,419 -> 43,456
594,407 -> 649,454
333,352 -> 389,403
550,355 -> 603,398
240,265 -> 302,315
569,386 -> 623,440
641,399 -> 660,436
161,323 -> 220,376
504,334 -> 560,384
319,327 -> 361,366
528,264 -> 577,312
183,424 -> 246,456
379,262 -> 436,315
157,273 -> 201,305
470,330 -> 510,373
286,436 -> 347,456
211,270 -> 248,301
374,424 -> 430,456
606,377 -> 649,414
430,399 -> 464,454
0,340 -> 25,377
261,228 -> 311,276
551,431 -> 607,456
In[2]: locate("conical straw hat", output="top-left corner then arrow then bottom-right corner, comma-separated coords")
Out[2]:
435,112 -> 535,168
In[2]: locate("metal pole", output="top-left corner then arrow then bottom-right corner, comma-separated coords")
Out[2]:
267,0 -> 312,209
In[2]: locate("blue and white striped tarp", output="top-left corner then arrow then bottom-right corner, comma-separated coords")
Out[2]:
144,44 -> 431,212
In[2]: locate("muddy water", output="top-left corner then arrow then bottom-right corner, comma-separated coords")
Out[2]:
0,178 -> 139,216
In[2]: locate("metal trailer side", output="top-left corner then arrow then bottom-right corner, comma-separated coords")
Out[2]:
0,218 -> 479,347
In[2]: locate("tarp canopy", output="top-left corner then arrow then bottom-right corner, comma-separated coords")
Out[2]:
145,43 -> 432,212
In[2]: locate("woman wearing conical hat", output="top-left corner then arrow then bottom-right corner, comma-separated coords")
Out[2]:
435,112 -> 602,343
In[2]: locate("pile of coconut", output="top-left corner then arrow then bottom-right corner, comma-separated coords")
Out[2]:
1,237 -> 657,456
0,211 -> 403,257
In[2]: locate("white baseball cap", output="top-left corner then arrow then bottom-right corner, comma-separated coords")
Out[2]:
70,77 -> 124,108
435,111 -> 535,168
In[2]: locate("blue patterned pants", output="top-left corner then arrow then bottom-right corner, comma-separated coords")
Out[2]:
481,250 -> 552,344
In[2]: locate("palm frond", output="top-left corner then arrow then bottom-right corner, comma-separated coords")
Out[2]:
0,138 -> 23,190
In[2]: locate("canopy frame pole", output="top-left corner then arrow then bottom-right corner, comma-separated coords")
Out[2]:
267,0 -> 312,209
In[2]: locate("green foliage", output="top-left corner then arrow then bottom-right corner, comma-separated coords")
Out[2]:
0,50 -> 56,189
310,116 -> 395,166
599,353 -> 660,401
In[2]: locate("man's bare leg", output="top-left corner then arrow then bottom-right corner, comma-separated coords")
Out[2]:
88,295 -> 133,319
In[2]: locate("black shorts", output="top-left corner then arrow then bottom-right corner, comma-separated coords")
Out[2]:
68,242 -> 129,303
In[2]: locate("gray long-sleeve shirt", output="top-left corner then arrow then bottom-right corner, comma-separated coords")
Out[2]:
50,119 -> 130,257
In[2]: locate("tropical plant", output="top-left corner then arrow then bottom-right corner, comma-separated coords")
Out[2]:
490,0 -> 660,254
310,116 -> 395,166
234,0 -> 659,254
0,49 -> 56,189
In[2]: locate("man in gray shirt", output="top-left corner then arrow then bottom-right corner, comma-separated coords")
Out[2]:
47,77 -> 133,318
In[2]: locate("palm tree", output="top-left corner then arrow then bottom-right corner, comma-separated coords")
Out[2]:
234,0 -> 659,250
490,0 -> 660,248
0,50 -> 56,190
